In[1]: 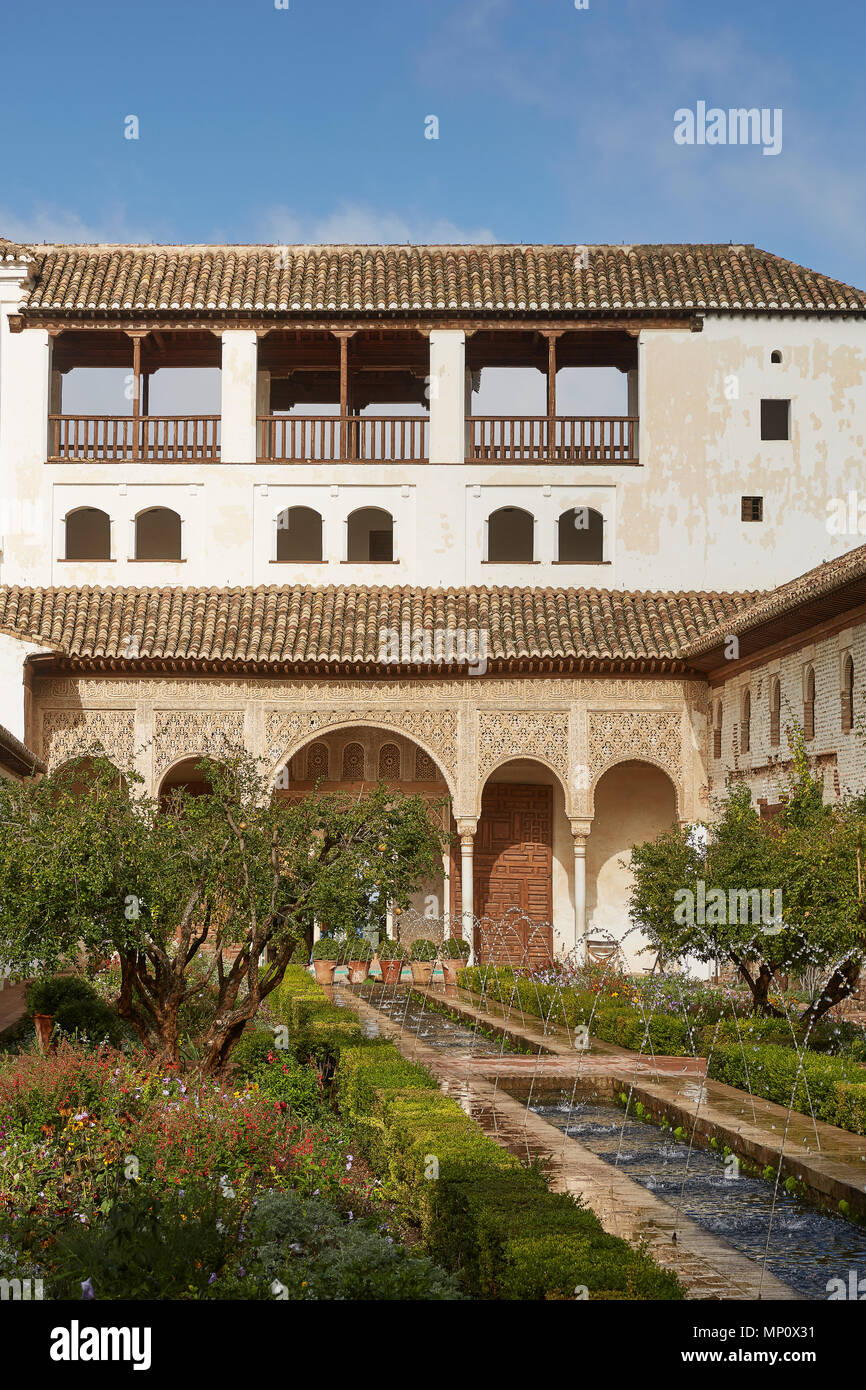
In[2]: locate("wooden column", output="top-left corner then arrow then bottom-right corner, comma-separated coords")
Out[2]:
127,332 -> 147,462
333,330 -> 355,459
543,331 -> 561,458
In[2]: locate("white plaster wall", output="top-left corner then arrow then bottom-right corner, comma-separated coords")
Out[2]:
0,277 -> 50,586
465,482 -> 615,586
629,317 -> 866,591
585,760 -> 679,971
2,312 -> 866,592
0,632 -> 50,742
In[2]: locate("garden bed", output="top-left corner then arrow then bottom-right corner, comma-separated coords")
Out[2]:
270,967 -> 683,1299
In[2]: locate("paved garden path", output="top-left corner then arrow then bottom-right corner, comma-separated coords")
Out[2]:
335,984 -> 799,1301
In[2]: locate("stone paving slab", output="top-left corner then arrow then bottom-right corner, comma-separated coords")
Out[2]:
406,984 -> 866,1217
339,987 -> 799,1301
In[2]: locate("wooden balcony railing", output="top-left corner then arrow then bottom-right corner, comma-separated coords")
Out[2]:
258,415 -> 429,462
468,416 -> 639,463
48,415 -> 221,462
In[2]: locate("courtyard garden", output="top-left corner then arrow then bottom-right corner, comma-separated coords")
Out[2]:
0,749 -> 682,1301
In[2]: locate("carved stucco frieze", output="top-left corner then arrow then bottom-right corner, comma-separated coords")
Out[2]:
41,709 -> 136,771
152,710 -> 246,779
34,674 -> 705,708
264,707 -> 460,788
477,710 -> 570,788
587,709 -> 683,788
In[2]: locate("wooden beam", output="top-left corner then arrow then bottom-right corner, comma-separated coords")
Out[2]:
21,313 -> 699,335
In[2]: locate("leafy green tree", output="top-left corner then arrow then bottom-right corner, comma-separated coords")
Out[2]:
629,732 -> 866,1020
0,748 -> 445,1071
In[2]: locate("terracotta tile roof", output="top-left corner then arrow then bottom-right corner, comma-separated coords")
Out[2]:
682,544 -> 866,662
11,242 -> 866,316
0,236 -> 35,264
0,723 -> 45,777
0,585 -> 758,671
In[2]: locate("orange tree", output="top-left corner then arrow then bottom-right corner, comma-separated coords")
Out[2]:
628,736 -> 866,1021
0,750 -> 445,1071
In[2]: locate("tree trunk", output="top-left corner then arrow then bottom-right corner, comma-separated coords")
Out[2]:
731,956 -> 784,1017
800,955 -> 861,1027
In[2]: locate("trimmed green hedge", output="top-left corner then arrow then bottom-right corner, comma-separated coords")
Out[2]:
335,1040 -> 682,1299
269,969 -> 682,1299
269,965 -> 364,1059
707,1043 -> 866,1135
458,965 -> 694,1056
697,1017 -> 836,1056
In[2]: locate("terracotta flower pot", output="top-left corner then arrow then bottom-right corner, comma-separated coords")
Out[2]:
33,1013 -> 54,1053
312,960 -> 336,985
379,958 -> 404,986
410,961 -> 434,985
439,959 -> 459,984
348,961 -> 369,984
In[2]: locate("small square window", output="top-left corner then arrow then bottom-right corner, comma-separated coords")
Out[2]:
761,399 -> 789,440
741,496 -> 763,522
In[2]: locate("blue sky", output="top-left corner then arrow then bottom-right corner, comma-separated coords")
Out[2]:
3,0 -> 863,287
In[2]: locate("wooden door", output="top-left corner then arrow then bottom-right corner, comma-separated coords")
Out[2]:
473,783 -> 554,965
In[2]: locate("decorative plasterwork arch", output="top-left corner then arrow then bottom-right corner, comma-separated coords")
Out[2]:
588,751 -> 683,819
152,709 -> 245,781
476,709 -> 570,808
41,709 -> 136,772
266,710 -> 459,802
476,751 -> 571,819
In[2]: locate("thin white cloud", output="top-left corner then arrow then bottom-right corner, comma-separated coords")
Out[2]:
0,203 -> 170,246
258,201 -> 495,245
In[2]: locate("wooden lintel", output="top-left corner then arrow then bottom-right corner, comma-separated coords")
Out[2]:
19,314 -> 696,335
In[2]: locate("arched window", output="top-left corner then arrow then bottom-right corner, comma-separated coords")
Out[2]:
135,507 -> 182,561
158,757 -> 215,812
276,506 -> 323,562
741,689 -> 751,754
804,666 -> 816,741
307,741 -> 329,781
713,701 -> 723,760
347,507 -> 393,562
415,747 -> 438,781
557,507 -> 604,563
378,743 -> 401,779
842,654 -> 855,733
342,742 -> 365,780
770,678 -> 781,747
65,507 -> 111,561
487,506 -> 534,562
770,349 -> 783,364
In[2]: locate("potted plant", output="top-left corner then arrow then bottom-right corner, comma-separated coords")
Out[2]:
409,937 -> 438,985
340,937 -> 373,984
26,974 -> 104,1053
439,936 -> 471,984
311,936 -> 339,984
376,938 -> 406,986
